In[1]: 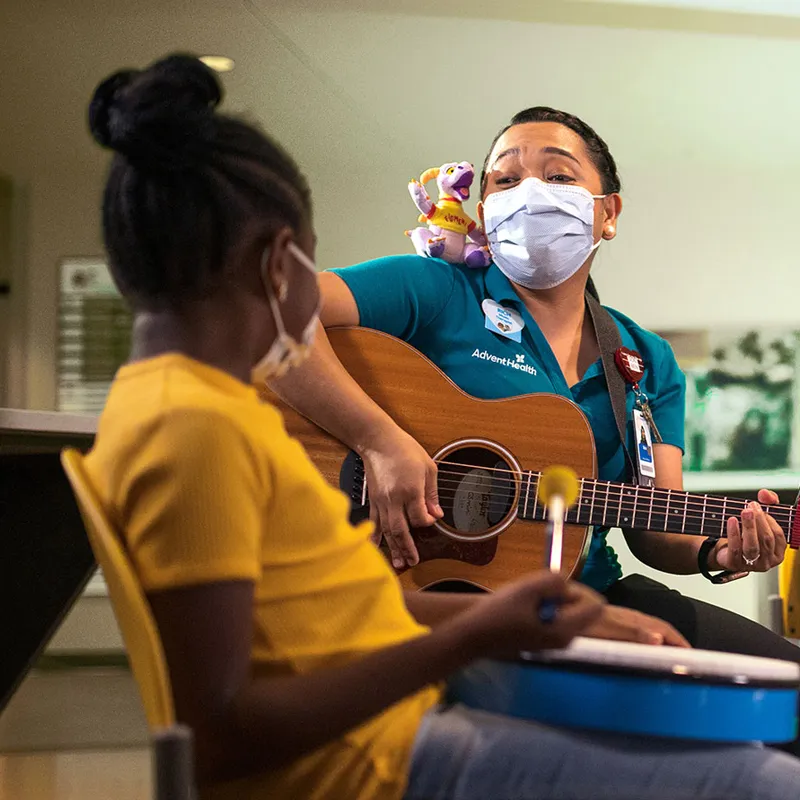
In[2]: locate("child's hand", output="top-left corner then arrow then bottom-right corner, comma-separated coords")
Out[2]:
456,572 -> 605,660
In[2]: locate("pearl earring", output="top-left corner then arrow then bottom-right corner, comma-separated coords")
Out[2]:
605,225 -> 615,236
278,279 -> 289,302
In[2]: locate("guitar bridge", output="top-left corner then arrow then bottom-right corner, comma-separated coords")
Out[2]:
340,451 -> 370,525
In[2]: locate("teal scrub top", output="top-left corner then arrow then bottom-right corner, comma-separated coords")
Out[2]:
329,255 -> 686,592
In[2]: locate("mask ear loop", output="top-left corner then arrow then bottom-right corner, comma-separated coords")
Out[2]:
285,242 -> 323,335
260,245 -> 290,341
592,193 -> 612,247
286,241 -> 318,273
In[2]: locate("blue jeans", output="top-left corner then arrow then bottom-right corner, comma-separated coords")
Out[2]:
404,705 -> 800,800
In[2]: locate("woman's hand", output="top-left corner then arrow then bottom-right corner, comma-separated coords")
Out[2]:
713,489 -> 787,574
361,428 -> 443,569
583,605 -> 690,648
459,572 -> 605,658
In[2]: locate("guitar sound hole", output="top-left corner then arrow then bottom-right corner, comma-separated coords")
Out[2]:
437,446 -> 516,540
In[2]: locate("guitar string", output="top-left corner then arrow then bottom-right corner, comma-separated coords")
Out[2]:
427,468 -> 794,519
431,457 -> 796,505
430,462 -> 792,512
354,457 -> 795,532
423,490 -> 789,531
395,473 -> 793,532
430,471 -> 790,514
428,482 -> 794,529
431,459 -> 792,506
369,485 -> 792,539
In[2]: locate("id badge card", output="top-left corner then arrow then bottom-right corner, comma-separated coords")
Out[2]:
633,408 -> 656,482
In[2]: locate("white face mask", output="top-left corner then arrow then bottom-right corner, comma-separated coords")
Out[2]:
483,177 -> 605,291
252,242 -> 320,384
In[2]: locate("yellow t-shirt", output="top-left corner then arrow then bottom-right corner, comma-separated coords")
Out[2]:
86,354 -> 440,800
426,198 -> 476,235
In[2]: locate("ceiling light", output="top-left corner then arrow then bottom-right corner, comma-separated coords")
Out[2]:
199,56 -> 235,73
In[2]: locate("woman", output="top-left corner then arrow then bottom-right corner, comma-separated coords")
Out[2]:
272,106 -> 800,751
82,55 -> 800,799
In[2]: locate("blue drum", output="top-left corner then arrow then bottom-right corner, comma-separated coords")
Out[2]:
448,637 -> 800,743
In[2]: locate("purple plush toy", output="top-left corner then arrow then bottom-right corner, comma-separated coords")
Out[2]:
405,161 -> 491,267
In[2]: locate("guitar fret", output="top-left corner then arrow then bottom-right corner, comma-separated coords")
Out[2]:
663,489 -> 671,532
701,494 -> 707,537
681,492 -> 688,534
589,480 -> 597,526
569,482 -> 580,524
632,484 -> 640,529
533,474 -> 541,521
615,483 -> 622,528
721,496 -> 727,539
523,471 -> 532,520
647,488 -> 654,531
622,486 -> 636,528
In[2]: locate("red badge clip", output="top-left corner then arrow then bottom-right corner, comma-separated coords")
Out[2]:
614,347 -> 645,385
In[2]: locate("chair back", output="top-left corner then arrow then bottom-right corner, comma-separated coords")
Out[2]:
61,448 -> 175,729
780,548 -> 799,640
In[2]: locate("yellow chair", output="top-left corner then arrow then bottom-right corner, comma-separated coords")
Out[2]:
61,448 -> 195,800
780,548 -> 800,640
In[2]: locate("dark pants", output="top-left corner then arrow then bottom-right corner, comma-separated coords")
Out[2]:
606,574 -> 800,757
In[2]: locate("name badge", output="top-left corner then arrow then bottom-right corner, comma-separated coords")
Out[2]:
633,408 -> 656,481
482,299 -> 524,343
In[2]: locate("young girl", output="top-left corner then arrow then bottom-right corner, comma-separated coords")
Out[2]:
84,54 -> 800,800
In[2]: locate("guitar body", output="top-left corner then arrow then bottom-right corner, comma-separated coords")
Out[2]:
263,327 -> 597,592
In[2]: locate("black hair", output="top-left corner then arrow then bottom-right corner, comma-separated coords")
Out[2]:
88,53 -> 312,308
479,106 -> 621,196
480,106 -> 621,301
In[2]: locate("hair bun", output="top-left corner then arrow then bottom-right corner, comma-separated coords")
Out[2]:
87,54 -> 222,172
88,70 -> 139,148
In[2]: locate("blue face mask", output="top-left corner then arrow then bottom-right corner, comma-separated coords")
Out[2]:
483,177 -> 605,291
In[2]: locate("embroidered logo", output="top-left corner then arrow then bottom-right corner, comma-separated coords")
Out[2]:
471,348 -> 537,375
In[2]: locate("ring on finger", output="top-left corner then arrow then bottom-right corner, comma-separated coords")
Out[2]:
743,554 -> 758,567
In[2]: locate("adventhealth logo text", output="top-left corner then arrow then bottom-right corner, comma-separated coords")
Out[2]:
471,349 -> 537,375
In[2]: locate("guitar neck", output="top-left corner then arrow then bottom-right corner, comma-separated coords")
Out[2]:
518,473 -> 796,540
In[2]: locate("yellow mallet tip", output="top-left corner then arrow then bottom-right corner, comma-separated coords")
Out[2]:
538,466 -> 580,508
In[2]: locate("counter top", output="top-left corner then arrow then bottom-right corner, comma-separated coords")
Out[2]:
0,408 -> 97,436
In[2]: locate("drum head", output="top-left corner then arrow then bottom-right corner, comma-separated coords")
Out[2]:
520,637 -> 800,688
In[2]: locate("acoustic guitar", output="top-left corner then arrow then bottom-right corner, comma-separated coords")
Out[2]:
263,327 -> 800,592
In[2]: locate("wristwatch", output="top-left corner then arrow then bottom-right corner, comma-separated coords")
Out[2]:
698,536 -> 746,584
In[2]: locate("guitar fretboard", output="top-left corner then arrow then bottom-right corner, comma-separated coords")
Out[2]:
517,472 -> 795,540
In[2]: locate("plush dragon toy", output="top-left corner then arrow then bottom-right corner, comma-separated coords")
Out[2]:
405,161 -> 491,267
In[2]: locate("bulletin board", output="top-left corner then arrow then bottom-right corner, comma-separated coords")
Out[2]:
657,327 -> 800,494
57,258 -> 131,414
